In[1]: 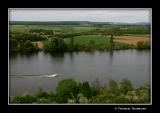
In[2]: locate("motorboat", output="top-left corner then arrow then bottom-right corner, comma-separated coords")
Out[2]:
44,74 -> 59,78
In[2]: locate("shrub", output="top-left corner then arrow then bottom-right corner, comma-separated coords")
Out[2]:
56,78 -> 79,103
78,82 -> 93,98
120,78 -> 133,94
136,41 -> 150,49
11,94 -> 37,103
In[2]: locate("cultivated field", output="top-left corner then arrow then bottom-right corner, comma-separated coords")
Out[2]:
114,35 -> 150,45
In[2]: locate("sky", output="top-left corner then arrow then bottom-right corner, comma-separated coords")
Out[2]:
9,8 -> 151,23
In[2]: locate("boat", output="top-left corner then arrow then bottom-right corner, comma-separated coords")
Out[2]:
44,74 -> 59,78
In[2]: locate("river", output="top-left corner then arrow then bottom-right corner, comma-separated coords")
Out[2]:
9,50 -> 151,96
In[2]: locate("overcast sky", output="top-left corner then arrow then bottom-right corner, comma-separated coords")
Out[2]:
9,8 -> 151,23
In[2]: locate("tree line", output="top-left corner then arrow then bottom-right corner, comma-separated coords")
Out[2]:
28,27 -> 149,36
10,78 -> 150,104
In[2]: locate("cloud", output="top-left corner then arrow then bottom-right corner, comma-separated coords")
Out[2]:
9,8 -> 151,23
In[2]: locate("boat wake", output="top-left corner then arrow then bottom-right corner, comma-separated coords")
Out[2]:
10,74 -> 59,78
43,74 -> 59,78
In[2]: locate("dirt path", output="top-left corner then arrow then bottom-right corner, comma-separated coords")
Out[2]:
114,35 -> 150,45
32,41 -> 44,49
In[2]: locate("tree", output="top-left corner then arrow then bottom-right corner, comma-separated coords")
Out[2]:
23,40 -> 37,52
120,78 -> 133,94
9,39 -> 18,52
57,38 -> 67,51
11,94 -> 37,103
135,84 -> 150,103
110,35 -> 114,50
24,40 -> 33,48
91,78 -> 101,95
79,82 -> 93,98
18,40 -> 25,51
35,87 -> 48,98
108,79 -> 119,95
56,78 -> 79,103
136,41 -> 150,49
70,37 -> 74,47
46,37 -> 67,52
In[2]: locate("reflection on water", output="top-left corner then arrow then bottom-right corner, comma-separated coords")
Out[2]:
9,50 -> 150,96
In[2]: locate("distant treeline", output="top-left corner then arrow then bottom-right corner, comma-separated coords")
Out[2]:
28,27 -> 150,36
10,21 -> 150,26
10,21 -> 91,25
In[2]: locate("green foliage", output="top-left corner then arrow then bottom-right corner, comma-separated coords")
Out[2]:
90,78 -> 101,95
11,33 -> 45,42
9,38 -> 39,53
70,37 -> 74,47
56,78 -> 79,103
65,35 -> 110,46
36,87 -> 49,98
135,84 -> 150,103
19,40 -> 38,52
43,37 -> 67,52
136,41 -> 150,49
10,78 -> 150,104
120,78 -> 133,94
108,79 -> 119,94
11,94 -> 37,103
109,35 -> 114,50
36,97 -> 52,103
9,39 -> 18,52
78,82 -> 93,98
9,32 -> 42,52
64,35 -> 137,51
24,40 -> 33,48
30,29 -> 53,35
10,24 -> 150,53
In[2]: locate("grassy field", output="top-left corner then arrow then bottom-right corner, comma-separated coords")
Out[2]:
10,25 -> 96,33
72,26 -> 95,32
10,25 -> 30,33
10,24 -> 150,51
32,35 -> 136,50
64,35 -> 135,50
64,35 -> 110,46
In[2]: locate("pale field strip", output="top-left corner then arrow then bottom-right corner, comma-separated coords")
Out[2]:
114,35 -> 150,45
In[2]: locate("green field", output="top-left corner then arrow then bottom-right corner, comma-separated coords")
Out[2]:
10,23 -> 150,52
63,35 -> 135,50
10,25 -> 96,33
64,35 -> 110,45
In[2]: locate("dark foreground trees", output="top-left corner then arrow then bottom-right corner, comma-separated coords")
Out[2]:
55,78 -> 79,103
10,78 -> 150,104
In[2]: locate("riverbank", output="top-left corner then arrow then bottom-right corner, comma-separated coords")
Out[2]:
9,78 -> 150,104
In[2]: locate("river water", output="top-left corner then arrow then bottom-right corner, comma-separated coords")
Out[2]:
9,50 -> 151,96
